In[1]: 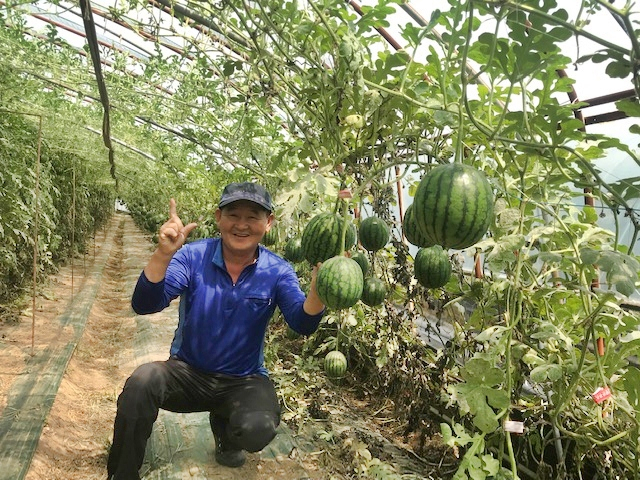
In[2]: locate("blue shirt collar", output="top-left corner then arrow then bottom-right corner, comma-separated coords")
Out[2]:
211,238 -> 261,269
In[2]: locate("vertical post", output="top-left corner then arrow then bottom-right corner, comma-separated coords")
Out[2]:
395,165 -> 405,225
474,248 -> 483,279
31,115 -> 43,356
585,187 -> 605,356
71,164 -> 76,296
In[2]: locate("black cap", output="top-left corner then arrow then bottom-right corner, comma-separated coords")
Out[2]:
218,182 -> 273,212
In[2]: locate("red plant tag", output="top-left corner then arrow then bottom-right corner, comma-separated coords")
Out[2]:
592,387 -> 612,404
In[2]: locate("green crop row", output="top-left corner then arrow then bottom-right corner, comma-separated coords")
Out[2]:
0,111 -> 115,309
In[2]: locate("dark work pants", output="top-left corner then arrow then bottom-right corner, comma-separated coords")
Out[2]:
106,358 -> 281,480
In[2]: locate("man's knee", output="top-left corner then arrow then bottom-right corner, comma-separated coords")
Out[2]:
118,362 -> 166,413
228,411 -> 279,452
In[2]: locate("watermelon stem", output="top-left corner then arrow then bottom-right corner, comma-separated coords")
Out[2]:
338,199 -> 350,255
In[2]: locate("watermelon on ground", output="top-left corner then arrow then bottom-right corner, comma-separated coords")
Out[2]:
324,350 -> 348,380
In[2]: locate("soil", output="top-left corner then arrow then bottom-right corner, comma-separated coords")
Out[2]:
0,213 -> 451,480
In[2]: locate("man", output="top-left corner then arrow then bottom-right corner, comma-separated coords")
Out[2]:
107,182 -> 325,480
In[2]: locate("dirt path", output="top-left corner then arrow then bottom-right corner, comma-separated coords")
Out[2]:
0,214 -> 321,479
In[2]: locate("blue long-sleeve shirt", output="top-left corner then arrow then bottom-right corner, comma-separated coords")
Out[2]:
132,238 -> 323,376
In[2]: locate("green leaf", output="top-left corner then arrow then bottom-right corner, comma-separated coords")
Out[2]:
617,99 -> 640,117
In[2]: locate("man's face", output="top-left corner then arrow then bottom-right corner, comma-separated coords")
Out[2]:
215,200 -> 273,255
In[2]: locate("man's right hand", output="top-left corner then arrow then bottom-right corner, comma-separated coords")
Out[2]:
157,198 -> 198,257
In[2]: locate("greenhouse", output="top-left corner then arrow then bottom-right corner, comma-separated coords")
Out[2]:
1,0 -> 640,479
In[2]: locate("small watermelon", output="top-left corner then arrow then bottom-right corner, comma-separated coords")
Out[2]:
262,228 -> 278,246
316,256 -> 364,310
361,277 -> 387,307
324,350 -> 348,379
283,237 -> 304,263
359,216 -> 390,252
350,250 -> 370,276
402,204 -> 433,248
285,326 -> 301,340
413,163 -> 494,249
414,245 -> 452,289
301,212 -> 357,265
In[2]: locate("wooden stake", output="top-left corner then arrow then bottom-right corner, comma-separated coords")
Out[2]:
31,114 -> 43,356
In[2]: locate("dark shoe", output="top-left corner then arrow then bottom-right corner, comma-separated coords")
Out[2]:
210,415 -> 246,468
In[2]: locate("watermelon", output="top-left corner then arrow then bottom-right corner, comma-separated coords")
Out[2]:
414,245 -> 452,289
350,250 -> 370,276
361,277 -> 386,307
285,326 -> 301,340
283,237 -> 304,263
324,350 -> 347,380
301,212 -> 357,265
316,255 -> 364,310
359,216 -> 390,252
413,163 -> 494,249
402,204 -> 433,248
262,228 -> 278,246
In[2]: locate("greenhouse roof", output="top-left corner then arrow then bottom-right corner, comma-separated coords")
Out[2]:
2,0 -> 640,239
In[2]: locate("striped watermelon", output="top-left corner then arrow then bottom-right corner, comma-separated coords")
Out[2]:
324,350 -> 347,379
361,277 -> 386,307
283,237 -> 304,263
316,256 -> 364,310
414,245 -> 452,289
285,326 -> 301,340
359,216 -> 390,252
262,228 -> 278,246
350,250 -> 370,276
301,213 -> 357,265
403,204 -> 433,248
413,163 -> 494,249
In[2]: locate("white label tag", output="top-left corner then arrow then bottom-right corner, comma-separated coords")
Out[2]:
504,420 -> 525,434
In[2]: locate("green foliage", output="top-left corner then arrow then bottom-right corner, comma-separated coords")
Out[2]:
0,111 -> 114,305
3,0 -> 640,476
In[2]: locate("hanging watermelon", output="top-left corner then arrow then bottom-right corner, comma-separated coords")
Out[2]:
414,245 -> 452,289
413,163 -> 494,249
350,250 -> 370,276
283,237 -> 304,263
360,277 -> 386,307
359,216 -> 390,252
402,204 -> 433,248
262,228 -> 278,246
301,212 -> 357,265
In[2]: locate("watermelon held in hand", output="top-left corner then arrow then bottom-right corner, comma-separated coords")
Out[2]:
359,216 -> 390,252
413,163 -> 494,250
324,350 -> 347,380
402,204 -> 433,248
316,255 -> 364,310
283,237 -> 304,263
414,245 -> 452,289
350,250 -> 370,276
301,212 -> 357,265
361,277 -> 387,307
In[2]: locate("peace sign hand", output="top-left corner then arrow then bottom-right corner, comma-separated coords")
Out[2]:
157,198 -> 198,257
